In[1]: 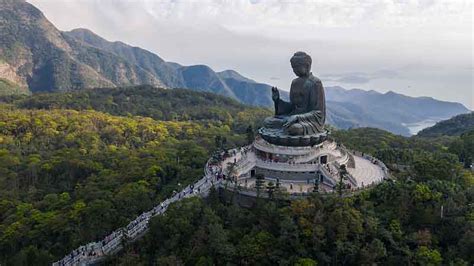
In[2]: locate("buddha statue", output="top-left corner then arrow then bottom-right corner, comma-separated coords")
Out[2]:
263,51 -> 326,136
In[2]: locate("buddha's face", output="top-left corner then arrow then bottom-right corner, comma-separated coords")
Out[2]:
291,63 -> 310,77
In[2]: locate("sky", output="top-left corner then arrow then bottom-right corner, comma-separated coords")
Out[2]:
28,0 -> 473,109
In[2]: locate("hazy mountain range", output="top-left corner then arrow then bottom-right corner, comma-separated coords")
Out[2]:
0,0 -> 469,136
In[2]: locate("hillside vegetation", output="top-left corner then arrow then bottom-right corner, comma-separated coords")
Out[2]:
0,102 -> 264,264
0,85 -> 271,133
418,112 -> 474,137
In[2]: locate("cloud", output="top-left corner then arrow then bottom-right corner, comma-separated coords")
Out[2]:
323,70 -> 400,84
336,75 -> 371,84
30,0 -> 472,41
372,70 -> 399,79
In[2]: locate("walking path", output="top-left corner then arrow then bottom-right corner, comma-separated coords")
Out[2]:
53,156 -> 228,266
348,156 -> 385,188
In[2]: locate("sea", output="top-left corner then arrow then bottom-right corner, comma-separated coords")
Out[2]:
402,117 -> 448,135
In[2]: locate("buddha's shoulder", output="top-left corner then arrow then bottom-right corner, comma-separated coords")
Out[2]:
308,74 -> 322,84
291,75 -> 322,85
291,77 -> 304,85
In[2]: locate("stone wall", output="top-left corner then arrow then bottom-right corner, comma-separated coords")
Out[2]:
255,167 -> 317,181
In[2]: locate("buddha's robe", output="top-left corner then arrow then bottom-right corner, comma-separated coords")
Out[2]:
264,73 -> 326,135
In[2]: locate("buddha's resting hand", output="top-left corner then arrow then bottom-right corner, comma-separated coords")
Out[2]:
282,115 -> 299,129
271,87 -> 280,101
263,116 -> 286,128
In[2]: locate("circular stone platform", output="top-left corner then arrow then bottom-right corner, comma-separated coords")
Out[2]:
213,136 -> 389,197
258,127 -> 328,147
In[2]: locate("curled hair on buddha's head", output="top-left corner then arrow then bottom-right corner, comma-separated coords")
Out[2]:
290,51 -> 312,68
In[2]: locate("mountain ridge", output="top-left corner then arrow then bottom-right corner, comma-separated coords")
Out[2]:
64,28 -> 278,106
0,0 -> 163,92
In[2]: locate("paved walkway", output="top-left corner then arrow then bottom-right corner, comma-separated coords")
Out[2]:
53,161 -> 226,266
348,156 -> 385,188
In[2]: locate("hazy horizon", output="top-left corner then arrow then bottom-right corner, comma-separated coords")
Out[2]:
28,0 -> 473,109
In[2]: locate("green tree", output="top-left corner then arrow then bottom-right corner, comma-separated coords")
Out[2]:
313,174 -> 320,193
255,173 -> 265,198
295,258 -> 318,266
337,164 -> 348,197
246,125 -> 254,144
266,181 -> 275,199
415,246 -> 442,266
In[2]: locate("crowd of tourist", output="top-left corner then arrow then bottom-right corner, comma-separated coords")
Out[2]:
53,152 -> 229,266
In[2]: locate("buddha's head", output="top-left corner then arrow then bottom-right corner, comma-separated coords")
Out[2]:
290,51 -> 312,77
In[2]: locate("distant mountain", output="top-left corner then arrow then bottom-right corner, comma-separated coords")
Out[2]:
324,87 -> 470,135
324,100 -> 412,135
0,0 -> 162,94
65,29 -> 274,106
325,87 -> 468,124
0,0 -> 469,136
216,70 -> 256,83
0,0 -> 273,106
417,112 -> 474,137
64,28 -> 185,89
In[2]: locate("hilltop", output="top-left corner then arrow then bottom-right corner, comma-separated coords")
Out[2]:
418,112 -> 474,137
0,85 -> 271,133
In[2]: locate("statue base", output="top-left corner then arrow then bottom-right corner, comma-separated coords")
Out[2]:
258,127 -> 328,147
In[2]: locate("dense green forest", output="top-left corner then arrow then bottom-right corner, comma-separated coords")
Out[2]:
0,87 -> 472,265
0,88 -> 267,265
0,85 -> 271,132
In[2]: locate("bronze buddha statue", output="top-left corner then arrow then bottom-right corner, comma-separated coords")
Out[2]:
263,51 -> 326,136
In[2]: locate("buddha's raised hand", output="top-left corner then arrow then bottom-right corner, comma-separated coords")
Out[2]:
271,87 -> 280,101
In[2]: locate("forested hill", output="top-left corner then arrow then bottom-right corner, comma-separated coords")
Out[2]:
0,106 -> 245,264
418,112 -> 474,137
0,85 -> 271,132
0,90 -> 266,264
4,84 -> 469,137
